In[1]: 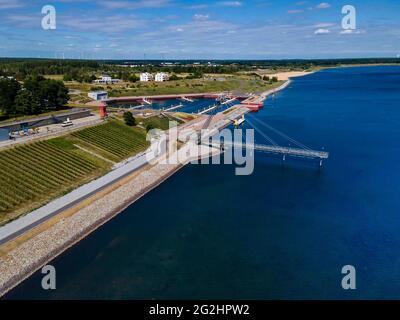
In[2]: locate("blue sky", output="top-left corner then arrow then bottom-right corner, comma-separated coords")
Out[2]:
1,0 -> 400,59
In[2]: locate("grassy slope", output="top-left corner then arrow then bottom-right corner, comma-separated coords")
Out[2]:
139,115 -> 183,131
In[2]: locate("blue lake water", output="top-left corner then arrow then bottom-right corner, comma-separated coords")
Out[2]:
5,66 -> 400,299
113,98 -> 238,115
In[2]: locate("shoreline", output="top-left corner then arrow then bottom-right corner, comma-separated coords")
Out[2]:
0,77 -> 295,298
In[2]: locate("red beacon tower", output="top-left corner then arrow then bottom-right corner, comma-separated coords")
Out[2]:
99,103 -> 108,119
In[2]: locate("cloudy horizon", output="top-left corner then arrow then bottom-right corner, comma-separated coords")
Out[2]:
1,0 -> 399,60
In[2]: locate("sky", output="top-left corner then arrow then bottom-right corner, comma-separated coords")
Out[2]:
0,0 -> 400,60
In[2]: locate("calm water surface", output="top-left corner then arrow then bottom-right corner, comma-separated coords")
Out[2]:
6,66 -> 400,299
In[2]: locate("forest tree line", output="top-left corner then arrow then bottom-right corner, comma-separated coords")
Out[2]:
0,75 -> 69,116
1,58 -> 398,84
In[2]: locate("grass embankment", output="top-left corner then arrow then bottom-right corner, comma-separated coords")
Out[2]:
0,119 -> 155,225
140,115 -> 183,131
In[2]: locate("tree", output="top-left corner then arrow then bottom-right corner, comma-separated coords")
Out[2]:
186,72 -> 203,79
123,111 -> 136,126
12,75 -> 69,115
0,78 -> 20,115
128,74 -> 139,83
15,89 -> 41,115
263,76 -> 270,81
15,90 -> 32,115
271,76 -> 278,83
146,123 -> 156,132
169,74 -> 179,81
63,73 -> 72,81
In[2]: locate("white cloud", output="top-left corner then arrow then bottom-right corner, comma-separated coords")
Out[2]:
288,10 -> 303,14
97,0 -> 171,10
62,15 -> 144,33
314,28 -> 331,34
6,14 -> 38,28
340,29 -> 365,35
186,4 -> 209,9
193,14 -> 210,21
0,0 -> 23,10
314,23 -> 334,28
316,3 -> 331,9
216,1 -> 242,7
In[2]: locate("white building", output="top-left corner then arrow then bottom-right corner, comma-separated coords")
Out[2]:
94,75 -> 121,84
155,72 -> 169,82
0,76 -> 15,80
88,91 -> 108,101
140,73 -> 154,82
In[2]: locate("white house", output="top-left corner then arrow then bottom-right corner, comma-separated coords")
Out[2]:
155,72 -> 169,82
0,76 -> 15,80
88,91 -> 108,101
94,75 -> 121,84
140,72 -> 154,82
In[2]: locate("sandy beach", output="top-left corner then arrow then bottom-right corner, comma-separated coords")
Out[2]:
266,71 -> 314,81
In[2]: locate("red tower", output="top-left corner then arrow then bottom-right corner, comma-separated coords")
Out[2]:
99,103 -> 107,118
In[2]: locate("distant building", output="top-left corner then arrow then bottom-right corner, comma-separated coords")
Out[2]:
88,91 -> 108,101
140,72 -> 154,82
94,75 -> 121,84
0,76 -> 15,80
155,72 -> 169,82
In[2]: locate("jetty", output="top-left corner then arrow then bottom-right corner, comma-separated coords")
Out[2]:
180,96 -> 194,102
142,98 -> 152,105
198,104 -> 219,115
164,103 -> 184,112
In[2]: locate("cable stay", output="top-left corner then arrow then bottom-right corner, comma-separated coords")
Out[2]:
246,118 -> 278,147
249,115 -> 312,151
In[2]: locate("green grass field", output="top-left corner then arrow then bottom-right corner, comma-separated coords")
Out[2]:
139,115 -> 183,131
65,75 -> 282,99
107,78 -> 281,97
